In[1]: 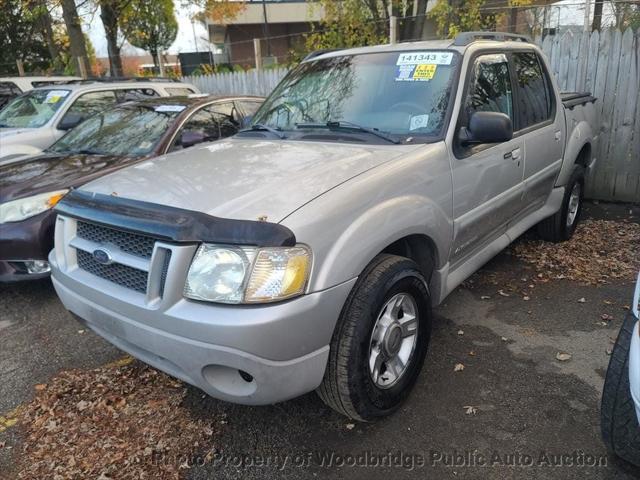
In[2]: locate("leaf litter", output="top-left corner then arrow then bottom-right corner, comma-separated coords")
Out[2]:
7,358 -> 216,480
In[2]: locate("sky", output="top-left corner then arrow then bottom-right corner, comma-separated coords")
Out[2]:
83,1 -> 213,59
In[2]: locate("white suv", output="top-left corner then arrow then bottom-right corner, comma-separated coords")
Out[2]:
0,79 -> 199,164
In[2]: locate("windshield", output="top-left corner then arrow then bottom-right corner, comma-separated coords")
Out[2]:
49,104 -> 184,156
0,88 -> 71,128
251,50 -> 459,142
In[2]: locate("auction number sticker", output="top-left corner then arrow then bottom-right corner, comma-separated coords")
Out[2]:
396,51 -> 453,66
44,90 -> 70,104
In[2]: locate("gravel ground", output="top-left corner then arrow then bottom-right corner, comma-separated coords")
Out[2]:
1,201 -> 639,479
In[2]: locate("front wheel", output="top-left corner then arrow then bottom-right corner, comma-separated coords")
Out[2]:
537,165 -> 585,242
317,254 -> 431,421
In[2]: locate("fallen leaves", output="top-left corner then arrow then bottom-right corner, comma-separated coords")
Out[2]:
454,363 -> 465,372
463,405 -> 478,415
511,220 -> 640,285
8,358 -> 216,480
556,352 -> 572,362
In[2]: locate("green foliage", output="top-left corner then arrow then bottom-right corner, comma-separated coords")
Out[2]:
0,0 -> 52,74
428,0 -> 495,38
121,0 -> 178,65
304,0 -> 394,52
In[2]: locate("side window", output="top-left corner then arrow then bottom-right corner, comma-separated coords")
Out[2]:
171,103 -> 240,151
465,54 -> 513,123
63,90 -> 117,121
513,52 -> 552,130
165,87 -> 196,96
115,88 -> 159,102
237,100 -> 262,117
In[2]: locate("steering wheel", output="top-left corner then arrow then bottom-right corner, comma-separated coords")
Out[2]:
389,101 -> 426,115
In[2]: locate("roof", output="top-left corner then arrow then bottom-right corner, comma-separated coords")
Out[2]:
22,80 -> 197,93
0,76 -> 80,82
119,94 -> 264,109
305,32 -> 538,62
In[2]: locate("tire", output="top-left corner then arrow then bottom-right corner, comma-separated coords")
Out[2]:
601,312 -> 640,467
317,254 -> 431,421
537,165 -> 585,242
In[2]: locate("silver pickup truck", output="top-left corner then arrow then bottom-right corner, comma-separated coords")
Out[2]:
50,32 -> 597,421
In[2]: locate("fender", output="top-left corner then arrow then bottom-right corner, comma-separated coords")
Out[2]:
555,119 -> 595,187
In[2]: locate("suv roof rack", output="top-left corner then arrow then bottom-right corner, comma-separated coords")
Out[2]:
453,31 -> 532,46
303,48 -> 343,61
66,77 -> 181,84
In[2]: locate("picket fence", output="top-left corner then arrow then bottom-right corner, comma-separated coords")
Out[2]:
184,28 -> 640,202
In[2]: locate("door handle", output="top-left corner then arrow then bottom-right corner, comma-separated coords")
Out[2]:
555,131 -> 562,141
511,148 -> 521,160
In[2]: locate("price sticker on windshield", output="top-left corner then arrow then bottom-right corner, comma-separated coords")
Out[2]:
44,90 -> 70,104
396,51 -> 453,66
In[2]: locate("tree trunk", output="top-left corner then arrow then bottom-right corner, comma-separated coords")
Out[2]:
60,0 -> 91,76
34,1 -> 60,65
509,7 -> 518,33
592,0 -> 604,31
100,0 -> 124,77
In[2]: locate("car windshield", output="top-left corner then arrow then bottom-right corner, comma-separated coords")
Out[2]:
48,104 -> 184,156
0,88 -> 71,128
250,50 -> 459,143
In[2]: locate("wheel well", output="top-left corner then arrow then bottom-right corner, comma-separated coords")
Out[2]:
380,234 -> 437,282
575,143 -> 591,168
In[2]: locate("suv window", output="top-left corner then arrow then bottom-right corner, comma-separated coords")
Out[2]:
171,102 -> 240,151
166,87 -> 196,96
115,88 -> 159,102
62,90 -> 118,123
464,53 -> 513,123
0,81 -> 22,109
237,100 -> 262,117
513,52 -> 552,130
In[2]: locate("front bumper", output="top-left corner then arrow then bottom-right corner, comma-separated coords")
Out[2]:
51,253 -> 356,405
0,210 -> 55,282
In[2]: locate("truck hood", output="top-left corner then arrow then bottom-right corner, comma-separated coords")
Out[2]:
81,138 -> 418,223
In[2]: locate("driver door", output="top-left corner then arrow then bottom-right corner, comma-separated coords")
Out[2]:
449,53 -> 525,267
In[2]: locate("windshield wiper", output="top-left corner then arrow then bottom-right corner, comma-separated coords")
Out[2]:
71,148 -> 106,156
296,120 -> 400,144
238,123 -> 286,139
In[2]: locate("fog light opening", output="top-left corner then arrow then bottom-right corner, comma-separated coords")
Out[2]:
239,370 -> 254,383
25,260 -> 50,274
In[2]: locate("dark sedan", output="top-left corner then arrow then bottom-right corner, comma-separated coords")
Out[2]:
0,94 -> 264,281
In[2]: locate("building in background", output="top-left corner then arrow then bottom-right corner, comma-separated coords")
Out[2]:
206,0 -> 325,67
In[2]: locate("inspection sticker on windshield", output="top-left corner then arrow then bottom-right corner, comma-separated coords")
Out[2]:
410,114 -> 429,131
396,51 -> 453,66
44,90 -> 69,103
154,105 -> 186,113
395,63 -> 437,82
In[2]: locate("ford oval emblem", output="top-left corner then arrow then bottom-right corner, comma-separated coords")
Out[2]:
92,248 -> 113,265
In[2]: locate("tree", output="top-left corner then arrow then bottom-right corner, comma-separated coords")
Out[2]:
98,0 -> 133,77
60,0 -> 91,76
0,0 -> 52,74
428,0 -> 486,37
592,0 -> 604,31
121,0 -> 178,71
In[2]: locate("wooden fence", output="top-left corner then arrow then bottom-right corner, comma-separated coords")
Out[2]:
184,28 -> 639,202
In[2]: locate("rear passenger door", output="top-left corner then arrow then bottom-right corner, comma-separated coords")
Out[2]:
510,51 -> 563,215
450,53 -> 525,266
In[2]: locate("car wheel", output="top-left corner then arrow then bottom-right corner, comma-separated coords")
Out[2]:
317,254 -> 431,421
601,312 -> 640,467
537,165 -> 585,242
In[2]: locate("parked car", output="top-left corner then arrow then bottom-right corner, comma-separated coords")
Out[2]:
0,95 -> 263,282
0,78 -> 200,164
601,271 -> 640,466
49,32 -> 598,420
0,76 -> 81,109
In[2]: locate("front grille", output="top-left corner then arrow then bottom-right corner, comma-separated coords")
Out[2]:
77,221 -> 155,259
77,249 -> 148,293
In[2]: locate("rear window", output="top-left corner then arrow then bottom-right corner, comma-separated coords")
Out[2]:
512,52 -> 553,130
166,87 -> 196,96
0,81 -> 22,109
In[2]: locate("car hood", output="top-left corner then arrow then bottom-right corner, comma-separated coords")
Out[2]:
81,138 -> 419,223
0,153 -> 145,203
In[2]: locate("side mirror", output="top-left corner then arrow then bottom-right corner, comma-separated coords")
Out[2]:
58,112 -> 84,131
179,130 -> 206,148
459,111 -> 513,145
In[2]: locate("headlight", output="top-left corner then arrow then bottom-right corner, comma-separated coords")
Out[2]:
0,190 -> 68,223
184,244 -> 311,304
